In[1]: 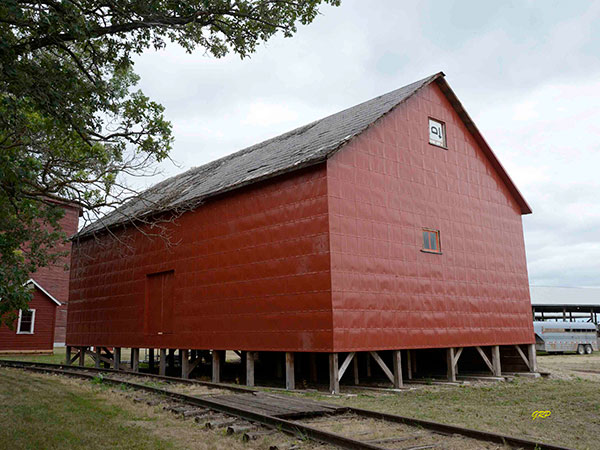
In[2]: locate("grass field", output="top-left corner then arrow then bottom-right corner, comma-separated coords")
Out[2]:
0,368 -> 296,450
283,355 -> 600,450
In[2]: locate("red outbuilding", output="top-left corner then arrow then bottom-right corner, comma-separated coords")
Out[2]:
0,199 -> 80,353
67,73 -> 537,392
0,280 -> 61,354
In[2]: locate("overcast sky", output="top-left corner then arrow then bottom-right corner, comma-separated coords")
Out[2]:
130,0 -> 600,288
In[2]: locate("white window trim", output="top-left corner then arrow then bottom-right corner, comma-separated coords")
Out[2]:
16,309 -> 36,335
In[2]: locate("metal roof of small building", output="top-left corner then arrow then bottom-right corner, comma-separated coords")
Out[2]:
530,286 -> 600,307
78,72 -> 531,238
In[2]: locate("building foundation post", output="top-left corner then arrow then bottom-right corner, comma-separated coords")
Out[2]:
406,350 -> 413,380
131,348 -> 139,372
159,349 -> 167,376
393,350 -> 403,388
285,352 -> 295,390
527,344 -> 538,372
114,347 -> 121,371
212,350 -> 221,383
79,346 -> 86,367
446,348 -> 456,382
246,351 -> 255,387
353,353 -> 359,385
65,346 -> 72,365
329,353 -> 339,394
94,347 -> 101,368
492,345 -> 501,376
181,349 -> 189,379
149,348 -> 155,371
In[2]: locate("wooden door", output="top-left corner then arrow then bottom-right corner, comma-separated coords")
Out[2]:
145,270 -> 174,335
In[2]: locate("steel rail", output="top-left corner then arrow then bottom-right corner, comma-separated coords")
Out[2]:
0,360 -> 575,450
0,358 -> 254,392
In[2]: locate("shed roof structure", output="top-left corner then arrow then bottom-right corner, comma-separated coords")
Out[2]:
531,286 -> 600,323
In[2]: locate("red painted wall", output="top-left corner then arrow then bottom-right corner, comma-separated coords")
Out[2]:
32,203 -> 80,344
67,165 -> 333,351
327,82 -> 533,351
0,288 -> 57,352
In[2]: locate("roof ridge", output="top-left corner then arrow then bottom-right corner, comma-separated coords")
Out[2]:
77,72 -> 446,238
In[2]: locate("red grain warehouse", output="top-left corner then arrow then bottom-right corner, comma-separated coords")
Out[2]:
66,73 -> 537,392
0,200 -> 80,353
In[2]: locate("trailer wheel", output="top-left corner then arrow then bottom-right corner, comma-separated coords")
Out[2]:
585,345 -> 593,354
577,345 -> 585,355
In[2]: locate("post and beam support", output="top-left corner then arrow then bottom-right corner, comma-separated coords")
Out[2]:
78,346 -> 86,367
285,352 -> 295,390
246,351 -> 255,387
446,347 -> 463,382
65,346 -> 72,365
492,345 -> 501,376
113,347 -> 121,371
329,353 -> 339,394
212,350 -> 222,383
131,348 -> 139,372
528,344 -> 538,372
181,349 -> 189,379
159,349 -> 167,376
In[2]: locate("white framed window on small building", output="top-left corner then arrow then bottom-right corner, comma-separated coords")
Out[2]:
17,309 -> 35,334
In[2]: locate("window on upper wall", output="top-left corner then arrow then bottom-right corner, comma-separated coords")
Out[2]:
428,118 -> 446,148
422,229 -> 441,254
17,309 -> 35,334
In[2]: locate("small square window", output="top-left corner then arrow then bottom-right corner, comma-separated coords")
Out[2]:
17,309 -> 35,334
429,118 -> 446,148
422,229 -> 441,253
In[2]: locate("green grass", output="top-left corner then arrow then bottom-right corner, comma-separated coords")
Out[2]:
0,368 -> 176,449
287,377 -> 600,450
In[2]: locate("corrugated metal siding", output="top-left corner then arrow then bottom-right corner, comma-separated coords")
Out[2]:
327,82 -> 534,351
0,289 -> 57,351
67,165 -> 333,351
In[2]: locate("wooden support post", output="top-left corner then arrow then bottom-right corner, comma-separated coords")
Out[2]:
366,352 -> 372,377
149,348 -> 155,371
181,349 -> 189,379
65,346 -> 72,365
407,350 -> 413,380
285,352 -> 295,390
527,344 -> 538,372
393,350 -> 402,388
79,346 -> 86,367
114,347 -> 121,371
246,351 -> 255,387
212,350 -> 221,383
309,353 -> 318,383
159,349 -> 167,376
353,353 -> 359,385
492,345 -> 501,376
131,348 -> 139,372
329,353 -> 339,394
168,348 -> 175,370
94,347 -> 101,368
446,348 -> 456,382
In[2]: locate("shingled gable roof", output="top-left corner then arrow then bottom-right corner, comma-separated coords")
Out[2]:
78,72 -> 530,238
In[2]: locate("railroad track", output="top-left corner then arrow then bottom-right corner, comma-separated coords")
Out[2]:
0,360 -> 572,450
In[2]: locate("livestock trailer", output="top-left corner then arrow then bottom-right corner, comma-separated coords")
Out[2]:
533,322 -> 598,354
